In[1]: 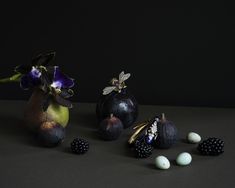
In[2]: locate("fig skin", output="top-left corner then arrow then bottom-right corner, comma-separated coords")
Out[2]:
24,88 -> 69,132
154,114 -> 178,149
98,114 -> 124,141
37,121 -> 65,147
96,88 -> 138,129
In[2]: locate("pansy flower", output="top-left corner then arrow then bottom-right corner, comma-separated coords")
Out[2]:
48,66 -> 75,109
51,66 -> 74,90
20,66 -> 42,89
0,51 -> 75,111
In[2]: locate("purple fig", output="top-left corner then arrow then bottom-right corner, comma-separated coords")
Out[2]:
154,113 -> 178,149
37,121 -> 65,147
98,114 -> 124,141
96,88 -> 138,129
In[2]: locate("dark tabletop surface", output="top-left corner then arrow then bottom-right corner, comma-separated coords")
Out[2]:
0,100 -> 234,188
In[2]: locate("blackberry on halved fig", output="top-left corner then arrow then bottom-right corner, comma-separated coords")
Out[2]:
71,138 -> 89,154
197,137 -> 224,156
134,140 -> 153,158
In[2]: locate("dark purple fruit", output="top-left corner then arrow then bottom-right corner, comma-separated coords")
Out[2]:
154,113 -> 178,149
98,114 -> 124,141
37,121 -> 65,147
197,137 -> 224,156
71,138 -> 89,154
96,88 -> 138,128
134,139 -> 153,158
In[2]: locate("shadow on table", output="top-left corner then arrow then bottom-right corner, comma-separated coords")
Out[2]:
146,163 -> 157,170
101,140 -> 136,159
0,115 -> 25,135
67,110 -> 102,142
0,114 -> 41,147
70,111 -> 98,129
181,138 -> 189,144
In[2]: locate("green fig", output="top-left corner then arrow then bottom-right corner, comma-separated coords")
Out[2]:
24,88 -> 69,132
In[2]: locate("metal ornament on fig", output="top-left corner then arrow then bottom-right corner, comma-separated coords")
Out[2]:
102,71 -> 130,95
128,116 -> 159,145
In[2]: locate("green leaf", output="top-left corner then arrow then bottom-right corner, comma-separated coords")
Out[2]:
59,89 -> 74,98
14,64 -> 31,74
32,51 -> 56,66
40,68 -> 52,86
42,94 -> 51,111
55,94 -> 73,108
0,73 -> 22,83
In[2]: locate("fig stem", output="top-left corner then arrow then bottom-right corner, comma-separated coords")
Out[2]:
0,73 -> 22,83
161,113 -> 166,121
110,113 -> 114,118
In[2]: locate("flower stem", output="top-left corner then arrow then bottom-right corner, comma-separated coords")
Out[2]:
0,73 -> 22,83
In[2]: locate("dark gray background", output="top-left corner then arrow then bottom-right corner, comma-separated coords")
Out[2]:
0,1 -> 234,107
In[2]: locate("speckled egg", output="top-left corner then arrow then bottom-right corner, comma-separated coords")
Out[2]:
176,152 -> 192,166
155,156 -> 170,170
187,132 -> 201,144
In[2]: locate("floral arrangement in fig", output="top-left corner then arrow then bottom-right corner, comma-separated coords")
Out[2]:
102,71 -> 130,95
96,71 -> 138,130
0,52 -> 75,147
0,52 -> 74,109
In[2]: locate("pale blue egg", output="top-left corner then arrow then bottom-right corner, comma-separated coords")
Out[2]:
155,156 -> 170,170
176,152 -> 192,166
187,132 -> 201,144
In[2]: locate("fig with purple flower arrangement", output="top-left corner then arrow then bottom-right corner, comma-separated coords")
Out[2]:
96,71 -> 138,129
0,52 -> 75,147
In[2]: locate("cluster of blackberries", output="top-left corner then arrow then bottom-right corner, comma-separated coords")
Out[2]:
71,138 -> 89,154
69,136 -> 225,158
133,140 -> 154,158
132,137 -> 225,159
197,137 -> 224,156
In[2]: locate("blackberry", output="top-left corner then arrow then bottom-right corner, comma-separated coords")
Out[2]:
197,137 -> 224,156
134,140 -> 153,158
71,138 -> 89,154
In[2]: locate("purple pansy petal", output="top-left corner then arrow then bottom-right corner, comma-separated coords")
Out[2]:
29,67 -> 41,78
20,69 -> 41,89
20,75 -> 30,89
30,76 -> 41,86
52,66 -> 74,89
